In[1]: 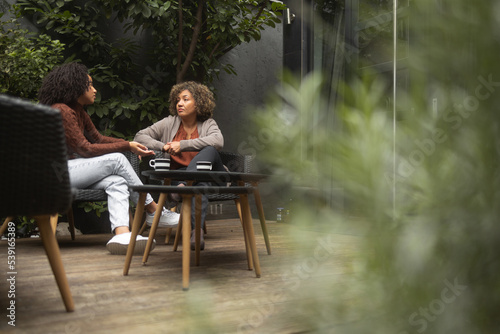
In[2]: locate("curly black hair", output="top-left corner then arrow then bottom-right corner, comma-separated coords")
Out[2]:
38,62 -> 91,106
168,81 -> 216,122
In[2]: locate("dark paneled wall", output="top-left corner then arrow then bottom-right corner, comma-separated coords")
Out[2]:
283,0 -> 313,76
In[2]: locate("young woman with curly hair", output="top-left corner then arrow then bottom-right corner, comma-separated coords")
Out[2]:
134,81 -> 225,250
38,62 -> 180,255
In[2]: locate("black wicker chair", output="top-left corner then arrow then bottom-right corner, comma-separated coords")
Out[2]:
0,94 -> 74,312
167,151 -> 272,255
209,151 -> 271,255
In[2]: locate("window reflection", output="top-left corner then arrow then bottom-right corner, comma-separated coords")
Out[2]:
359,0 -> 409,22
358,16 -> 408,68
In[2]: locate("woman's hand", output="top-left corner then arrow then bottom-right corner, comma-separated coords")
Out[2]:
130,141 -> 154,157
163,141 -> 181,156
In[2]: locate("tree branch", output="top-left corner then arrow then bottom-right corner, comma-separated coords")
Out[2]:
208,41 -> 221,61
176,0 -> 183,78
251,0 -> 269,26
177,0 -> 205,83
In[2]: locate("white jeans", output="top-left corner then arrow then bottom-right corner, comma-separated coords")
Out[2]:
67,153 -> 153,232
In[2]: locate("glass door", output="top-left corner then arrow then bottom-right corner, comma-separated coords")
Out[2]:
347,0 -> 410,112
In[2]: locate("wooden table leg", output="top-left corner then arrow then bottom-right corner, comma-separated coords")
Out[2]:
142,192 -> 168,264
181,194 -> 192,290
173,179 -> 195,253
239,204 -> 253,271
252,182 -> 271,255
195,194 -> 202,266
233,199 -> 253,269
173,211 -> 182,251
239,194 -> 261,278
124,192 -> 147,276
243,225 -> 254,271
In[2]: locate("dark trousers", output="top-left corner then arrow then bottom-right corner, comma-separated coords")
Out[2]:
175,146 -> 225,228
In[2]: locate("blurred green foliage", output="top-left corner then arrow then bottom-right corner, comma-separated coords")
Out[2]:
250,1 -> 500,333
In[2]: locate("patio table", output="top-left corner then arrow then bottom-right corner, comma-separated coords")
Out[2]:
142,169 -> 271,257
123,170 -> 267,290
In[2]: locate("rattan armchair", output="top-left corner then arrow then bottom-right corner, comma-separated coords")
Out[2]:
0,94 -> 74,312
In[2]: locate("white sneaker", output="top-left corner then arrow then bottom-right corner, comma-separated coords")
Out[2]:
146,208 -> 179,227
106,232 -> 155,255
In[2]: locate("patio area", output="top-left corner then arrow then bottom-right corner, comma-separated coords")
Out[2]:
0,218 -> 361,333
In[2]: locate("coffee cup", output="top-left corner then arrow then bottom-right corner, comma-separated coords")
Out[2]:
196,161 -> 212,171
149,158 -> 170,170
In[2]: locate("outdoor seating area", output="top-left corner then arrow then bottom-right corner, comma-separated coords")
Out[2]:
0,93 -> 361,332
2,1 -> 499,333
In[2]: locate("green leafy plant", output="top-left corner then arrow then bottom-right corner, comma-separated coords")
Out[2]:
15,216 -> 37,238
0,12 -> 65,100
79,201 -> 107,218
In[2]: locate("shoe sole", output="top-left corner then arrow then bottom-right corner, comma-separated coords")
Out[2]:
106,238 -> 156,255
145,214 -> 180,228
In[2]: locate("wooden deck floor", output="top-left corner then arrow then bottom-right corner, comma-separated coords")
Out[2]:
0,219 -> 361,334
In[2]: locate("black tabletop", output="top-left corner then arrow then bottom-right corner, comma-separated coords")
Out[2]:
142,169 -> 268,183
130,184 -> 254,194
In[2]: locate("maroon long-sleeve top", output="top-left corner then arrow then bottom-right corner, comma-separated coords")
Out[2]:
52,103 -> 130,159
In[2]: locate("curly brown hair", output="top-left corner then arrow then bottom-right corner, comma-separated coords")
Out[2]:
38,62 -> 91,106
168,81 -> 215,122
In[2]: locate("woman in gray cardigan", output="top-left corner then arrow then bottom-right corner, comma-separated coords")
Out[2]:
134,81 -> 225,250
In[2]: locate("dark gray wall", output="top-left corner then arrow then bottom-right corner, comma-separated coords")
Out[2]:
212,24 -> 283,155
211,23 -> 284,220
211,24 -> 283,219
